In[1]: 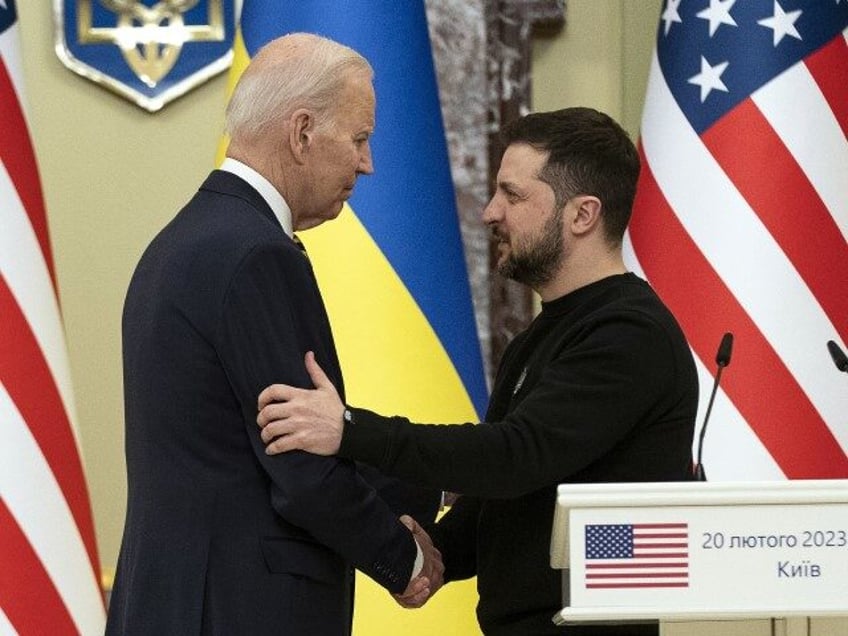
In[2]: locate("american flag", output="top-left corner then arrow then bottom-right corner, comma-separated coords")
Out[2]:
584,523 -> 689,589
625,0 -> 848,480
0,0 -> 105,633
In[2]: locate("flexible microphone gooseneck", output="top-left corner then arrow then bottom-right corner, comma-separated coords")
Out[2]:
827,340 -> 848,374
694,332 -> 734,481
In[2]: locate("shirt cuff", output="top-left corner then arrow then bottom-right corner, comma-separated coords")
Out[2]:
410,538 -> 424,581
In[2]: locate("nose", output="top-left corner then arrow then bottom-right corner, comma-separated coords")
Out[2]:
481,195 -> 501,225
357,141 -> 374,175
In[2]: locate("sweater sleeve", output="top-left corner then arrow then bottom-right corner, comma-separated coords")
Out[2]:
339,309 -> 685,498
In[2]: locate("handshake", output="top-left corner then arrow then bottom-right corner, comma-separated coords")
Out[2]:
394,514 -> 445,609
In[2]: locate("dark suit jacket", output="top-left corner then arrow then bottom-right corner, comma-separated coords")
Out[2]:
106,171 -> 434,635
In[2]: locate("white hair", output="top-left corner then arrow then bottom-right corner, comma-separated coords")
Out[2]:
225,32 -> 373,141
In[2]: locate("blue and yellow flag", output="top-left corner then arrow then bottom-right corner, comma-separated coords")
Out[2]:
223,2 -> 487,634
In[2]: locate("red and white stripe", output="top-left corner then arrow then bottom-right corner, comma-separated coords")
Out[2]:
625,29 -> 848,480
0,13 -> 105,635
630,523 -> 688,559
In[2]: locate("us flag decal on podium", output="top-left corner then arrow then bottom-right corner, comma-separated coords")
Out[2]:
625,0 -> 848,481
585,523 -> 690,589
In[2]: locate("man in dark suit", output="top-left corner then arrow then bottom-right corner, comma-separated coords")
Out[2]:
106,33 -> 442,636
256,107 -> 699,635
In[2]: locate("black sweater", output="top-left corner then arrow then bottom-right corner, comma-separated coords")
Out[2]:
340,273 -> 699,635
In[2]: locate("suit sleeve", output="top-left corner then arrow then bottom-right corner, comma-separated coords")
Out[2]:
216,241 -> 416,594
338,312 -> 683,498
355,462 -> 441,523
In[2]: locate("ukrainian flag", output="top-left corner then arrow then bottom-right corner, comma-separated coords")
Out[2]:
222,2 -> 487,634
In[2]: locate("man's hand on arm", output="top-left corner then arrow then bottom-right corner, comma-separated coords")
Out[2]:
394,515 -> 444,609
258,354 -> 445,605
257,351 -> 345,455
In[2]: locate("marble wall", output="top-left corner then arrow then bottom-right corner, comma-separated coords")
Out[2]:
425,0 -> 566,381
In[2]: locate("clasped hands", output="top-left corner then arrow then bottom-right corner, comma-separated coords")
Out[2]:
257,351 -> 444,608
396,514 -> 445,608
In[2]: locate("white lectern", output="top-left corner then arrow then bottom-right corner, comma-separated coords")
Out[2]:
550,480 -> 848,626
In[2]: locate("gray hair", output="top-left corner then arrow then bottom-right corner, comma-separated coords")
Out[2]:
225,33 -> 373,141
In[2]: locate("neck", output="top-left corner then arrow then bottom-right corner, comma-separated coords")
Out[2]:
227,143 -> 305,225
535,247 -> 626,302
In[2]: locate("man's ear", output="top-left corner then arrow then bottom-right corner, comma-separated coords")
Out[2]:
571,195 -> 602,236
289,108 -> 313,164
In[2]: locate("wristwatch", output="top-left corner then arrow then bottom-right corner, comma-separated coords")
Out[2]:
342,407 -> 355,426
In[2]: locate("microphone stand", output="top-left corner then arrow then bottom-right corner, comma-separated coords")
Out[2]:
694,332 -> 733,482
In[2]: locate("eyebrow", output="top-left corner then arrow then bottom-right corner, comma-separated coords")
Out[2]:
497,179 -> 524,194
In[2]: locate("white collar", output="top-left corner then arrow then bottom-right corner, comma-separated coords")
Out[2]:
220,158 -> 293,237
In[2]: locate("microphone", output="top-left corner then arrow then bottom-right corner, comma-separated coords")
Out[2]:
716,332 -> 733,367
827,340 -> 848,373
694,332 -> 734,481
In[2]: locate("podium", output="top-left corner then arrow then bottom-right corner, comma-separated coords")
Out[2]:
550,480 -> 848,626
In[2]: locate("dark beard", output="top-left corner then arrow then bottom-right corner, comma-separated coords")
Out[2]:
498,208 -> 564,288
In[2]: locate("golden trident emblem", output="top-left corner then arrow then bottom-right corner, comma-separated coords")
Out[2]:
77,0 -> 224,88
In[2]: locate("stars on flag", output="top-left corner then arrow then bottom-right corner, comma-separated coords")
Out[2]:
661,0 -> 683,36
757,1 -> 803,46
655,0 -> 841,111
696,0 -> 738,37
662,0 -> 808,44
688,56 -> 729,102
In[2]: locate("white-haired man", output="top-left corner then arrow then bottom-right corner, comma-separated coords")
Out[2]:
107,33 -> 442,636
